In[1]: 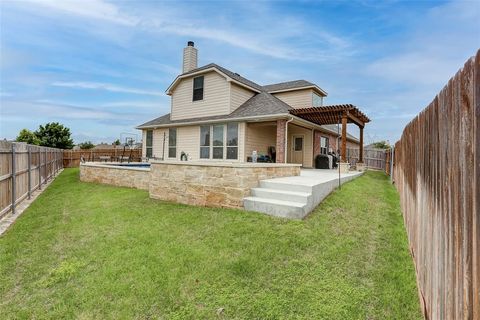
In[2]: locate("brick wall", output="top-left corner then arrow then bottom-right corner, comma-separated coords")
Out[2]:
275,119 -> 286,163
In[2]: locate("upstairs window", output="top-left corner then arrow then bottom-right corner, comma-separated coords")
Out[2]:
168,128 -> 177,158
146,130 -> 153,158
193,76 -> 204,101
312,93 -> 323,107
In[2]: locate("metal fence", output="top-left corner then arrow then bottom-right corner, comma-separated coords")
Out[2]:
63,148 -> 142,167
0,141 -> 63,219
391,51 -> 479,319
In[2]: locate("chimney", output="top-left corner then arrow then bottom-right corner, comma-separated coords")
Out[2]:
182,41 -> 198,73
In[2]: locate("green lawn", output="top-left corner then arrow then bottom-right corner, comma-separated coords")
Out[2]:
0,169 -> 421,319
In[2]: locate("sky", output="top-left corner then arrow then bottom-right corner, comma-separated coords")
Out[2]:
1,0 -> 479,145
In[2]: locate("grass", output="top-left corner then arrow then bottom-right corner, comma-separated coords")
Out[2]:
0,168 -> 422,319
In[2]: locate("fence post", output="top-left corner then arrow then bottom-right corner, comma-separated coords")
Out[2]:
38,147 -> 42,190
390,146 -> 395,183
11,143 -> 16,215
44,149 -> 47,184
28,146 -> 32,200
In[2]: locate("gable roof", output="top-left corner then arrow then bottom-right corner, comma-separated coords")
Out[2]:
136,91 -> 292,129
166,63 -> 263,94
264,80 -> 327,96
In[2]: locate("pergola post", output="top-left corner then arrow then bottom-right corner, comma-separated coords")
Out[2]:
359,126 -> 364,162
357,126 -> 366,171
338,113 -> 349,173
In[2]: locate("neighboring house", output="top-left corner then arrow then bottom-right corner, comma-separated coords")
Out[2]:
137,41 -> 359,168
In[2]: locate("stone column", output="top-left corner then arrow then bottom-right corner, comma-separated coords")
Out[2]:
276,119 -> 286,163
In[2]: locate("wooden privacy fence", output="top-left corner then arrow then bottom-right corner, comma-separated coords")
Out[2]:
0,141 -> 63,219
392,51 -> 479,319
346,147 -> 387,170
63,148 -> 142,167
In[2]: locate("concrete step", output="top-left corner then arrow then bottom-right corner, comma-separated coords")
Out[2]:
251,188 -> 311,204
259,180 -> 313,193
243,196 -> 307,219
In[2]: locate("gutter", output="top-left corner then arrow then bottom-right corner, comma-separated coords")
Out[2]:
136,113 -> 359,144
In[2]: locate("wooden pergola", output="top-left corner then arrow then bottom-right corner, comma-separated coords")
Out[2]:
289,104 -> 370,163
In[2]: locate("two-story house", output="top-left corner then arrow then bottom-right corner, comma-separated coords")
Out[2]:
136,41 -> 359,168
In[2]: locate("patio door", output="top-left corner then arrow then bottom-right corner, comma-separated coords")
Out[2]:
292,135 -> 304,165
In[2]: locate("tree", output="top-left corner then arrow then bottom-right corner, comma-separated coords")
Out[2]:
34,122 -> 74,149
372,140 -> 390,149
113,139 -> 121,145
78,141 -> 95,149
16,129 -> 40,145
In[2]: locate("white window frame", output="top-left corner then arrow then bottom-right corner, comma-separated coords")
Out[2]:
198,123 -> 239,161
320,136 -> 329,155
168,128 -> 177,159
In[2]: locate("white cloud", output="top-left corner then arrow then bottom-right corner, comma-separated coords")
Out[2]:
51,81 -> 165,96
22,0 -> 138,26
11,0 -> 351,61
365,1 -> 479,87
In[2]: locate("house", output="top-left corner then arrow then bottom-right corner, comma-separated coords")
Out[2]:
136,41 -> 360,168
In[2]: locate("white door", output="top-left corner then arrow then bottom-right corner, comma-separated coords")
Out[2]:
292,135 -> 304,165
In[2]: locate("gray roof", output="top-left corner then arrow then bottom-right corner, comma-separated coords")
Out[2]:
322,124 -> 358,141
136,92 -> 292,128
182,63 -> 264,92
263,80 -> 316,92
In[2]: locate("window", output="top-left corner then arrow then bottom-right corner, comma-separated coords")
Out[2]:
199,123 -> 239,160
294,137 -> 303,151
212,125 -> 224,159
146,130 -> 153,158
320,136 -> 329,154
168,128 -> 176,158
200,126 -> 210,159
312,93 -> 323,107
193,76 -> 204,101
226,123 -> 238,160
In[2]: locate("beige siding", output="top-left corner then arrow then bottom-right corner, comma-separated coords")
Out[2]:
287,124 -> 313,168
238,122 -> 246,162
272,89 -> 313,109
230,83 -> 255,112
152,128 -> 168,159
142,130 -> 146,157
148,123 -> 245,162
171,71 -> 229,120
244,122 -> 277,160
176,126 -> 200,160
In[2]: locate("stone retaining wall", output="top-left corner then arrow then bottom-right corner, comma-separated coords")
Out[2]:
80,163 -> 150,190
149,161 -> 301,208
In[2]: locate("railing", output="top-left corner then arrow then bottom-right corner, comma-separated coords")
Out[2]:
0,141 -> 63,219
63,148 -> 142,167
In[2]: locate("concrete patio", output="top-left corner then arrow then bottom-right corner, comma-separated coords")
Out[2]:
244,169 -> 363,219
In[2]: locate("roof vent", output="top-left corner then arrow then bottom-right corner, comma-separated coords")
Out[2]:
234,72 -> 241,77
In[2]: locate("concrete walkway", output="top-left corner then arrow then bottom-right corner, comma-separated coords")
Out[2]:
244,169 -> 363,219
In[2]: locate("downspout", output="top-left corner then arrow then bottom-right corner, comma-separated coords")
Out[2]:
285,117 -> 294,163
